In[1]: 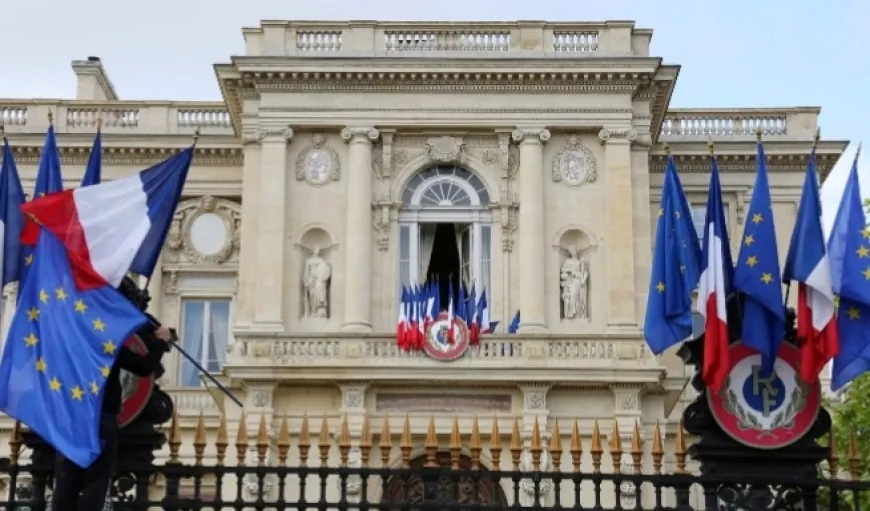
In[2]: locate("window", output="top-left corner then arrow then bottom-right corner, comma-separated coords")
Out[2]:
179,299 -> 231,387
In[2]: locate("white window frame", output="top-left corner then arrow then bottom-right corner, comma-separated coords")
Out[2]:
174,275 -> 235,387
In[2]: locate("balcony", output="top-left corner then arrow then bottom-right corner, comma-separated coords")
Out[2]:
0,100 -> 234,136
659,108 -> 821,142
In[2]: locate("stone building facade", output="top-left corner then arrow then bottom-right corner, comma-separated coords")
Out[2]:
0,20 -> 847,506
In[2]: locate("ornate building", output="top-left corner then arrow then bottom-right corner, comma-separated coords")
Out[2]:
0,20 -> 847,505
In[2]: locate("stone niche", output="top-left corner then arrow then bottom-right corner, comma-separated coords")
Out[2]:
552,226 -> 598,325
295,226 -> 338,323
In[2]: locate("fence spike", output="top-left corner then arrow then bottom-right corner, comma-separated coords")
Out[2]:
828,431 -> 839,478
339,414 -> 351,467
360,413 -> 372,468
675,423 -> 687,474
425,415 -> 438,467
400,414 -> 412,467
631,421 -> 643,474
470,415 -> 482,470
277,415 -> 291,466
570,419 -> 582,473
490,415 -> 502,469
450,414 -> 462,470
531,416 -> 543,471
652,421 -> 664,475
298,413 -> 311,467
216,414 -> 228,466
610,421 -> 623,474
193,412 -> 207,466
257,414 -> 269,466
8,421 -> 22,466
236,411 -> 249,467
590,419 -> 603,474
379,415 -> 392,468
549,419 -> 562,469
318,415 -> 331,467
849,431 -> 861,480
168,409 -> 182,464
510,418 -> 522,470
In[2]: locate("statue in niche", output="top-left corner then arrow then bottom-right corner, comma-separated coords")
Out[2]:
559,246 -> 591,320
302,245 -> 332,318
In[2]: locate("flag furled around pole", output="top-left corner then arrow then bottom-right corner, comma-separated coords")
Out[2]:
0,127 -> 25,288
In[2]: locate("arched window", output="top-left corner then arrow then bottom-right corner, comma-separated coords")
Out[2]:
398,166 -> 493,298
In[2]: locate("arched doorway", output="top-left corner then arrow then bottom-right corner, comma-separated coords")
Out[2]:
382,453 -> 508,509
398,166 -> 493,304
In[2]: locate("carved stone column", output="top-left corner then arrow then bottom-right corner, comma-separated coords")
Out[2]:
253,127 -> 294,331
341,127 -> 380,333
512,128 -> 550,333
599,128 -> 638,331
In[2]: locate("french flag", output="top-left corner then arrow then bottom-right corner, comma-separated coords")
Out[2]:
696,157 -> 734,392
782,151 -> 839,383
396,286 -> 409,350
20,147 -> 194,291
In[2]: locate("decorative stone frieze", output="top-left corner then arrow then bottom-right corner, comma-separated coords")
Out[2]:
295,133 -> 340,185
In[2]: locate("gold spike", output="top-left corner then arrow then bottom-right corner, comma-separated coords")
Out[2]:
610,421 -> 623,475
379,415 -> 391,468
510,418 -> 522,470
400,414 -> 413,468
168,409 -> 182,464
256,414 -> 269,466
812,127 -> 821,152
549,420 -> 562,470
318,415 -> 331,467
828,431 -> 839,479
47,111 -> 53,126
490,415 -> 502,469
708,137 -> 715,156
236,411 -> 249,467
298,413 -> 311,468
96,116 -> 103,132
755,126 -> 763,143
674,423 -> 687,475
276,415 -> 291,466
590,419 -> 603,474
360,413 -> 372,468
569,419 -> 582,473
339,414 -> 351,467
651,421 -> 664,475
530,416 -> 543,471
193,412 -> 207,465
215,414 -> 229,466
449,415 -> 462,470
663,142 -> 671,156
424,415 -> 438,468
630,421 -> 643,474
470,415 -> 482,470
8,422 -> 22,466
849,431 -> 861,480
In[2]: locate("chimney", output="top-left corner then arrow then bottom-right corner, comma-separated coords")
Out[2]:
71,56 -> 119,101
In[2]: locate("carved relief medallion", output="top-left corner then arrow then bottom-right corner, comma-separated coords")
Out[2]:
426,136 -> 468,165
296,133 -> 340,185
552,135 -> 597,186
166,195 -> 241,266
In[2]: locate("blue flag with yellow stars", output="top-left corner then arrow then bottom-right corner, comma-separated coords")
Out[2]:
0,229 -> 147,468
829,156 -> 870,391
644,156 -> 702,353
732,141 -> 785,376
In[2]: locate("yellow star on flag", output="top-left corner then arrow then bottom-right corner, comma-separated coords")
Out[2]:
863,226 -> 870,239
847,306 -> 861,320
26,307 -> 39,321
752,213 -> 764,224
24,254 -> 33,266
746,256 -> 759,268
93,318 -> 106,332
658,208 -> 664,217
89,381 -> 100,395
24,333 -> 38,347
49,377 -> 62,392
70,386 -> 84,401
55,287 -> 68,301
744,235 -> 755,246
864,267 -> 870,280
858,245 -> 870,258
100,365 -> 111,378
656,281 -> 666,293
74,299 -> 87,313
103,340 -> 117,355
35,357 -> 46,373
760,273 -> 774,284
39,289 -> 48,304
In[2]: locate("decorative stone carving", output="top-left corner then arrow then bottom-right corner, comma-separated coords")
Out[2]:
511,128 -> 551,144
341,127 -> 380,144
301,245 -> 333,318
425,136 -> 468,164
507,145 -> 520,177
597,127 -> 638,144
481,149 -> 499,165
519,447 -> 554,504
372,204 -> 391,251
552,135 -> 597,186
241,129 -> 268,145
372,132 -> 394,179
519,383 -> 551,411
613,386 -> 642,413
162,271 -> 179,295
393,149 -> 410,167
500,205 -> 518,252
558,246 -> 591,321
295,133 -> 340,185
163,196 -> 241,266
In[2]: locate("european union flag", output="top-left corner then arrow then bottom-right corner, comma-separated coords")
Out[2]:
829,156 -> 870,390
0,229 -> 147,467
20,125 -> 63,286
0,134 -> 25,286
80,129 -> 102,187
732,141 -> 785,376
644,156 -> 701,353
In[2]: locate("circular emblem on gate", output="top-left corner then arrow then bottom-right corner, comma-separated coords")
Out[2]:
708,342 -> 820,450
117,335 -> 154,428
423,312 -> 470,361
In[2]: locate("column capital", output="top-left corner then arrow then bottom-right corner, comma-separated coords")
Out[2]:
341,127 -> 380,143
512,127 -> 551,144
250,125 -> 294,143
598,127 -> 637,145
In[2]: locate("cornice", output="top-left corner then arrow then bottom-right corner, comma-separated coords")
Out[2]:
649,151 -> 841,178
9,145 -> 243,167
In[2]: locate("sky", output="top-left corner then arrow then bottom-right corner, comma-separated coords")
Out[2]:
0,0 -> 867,228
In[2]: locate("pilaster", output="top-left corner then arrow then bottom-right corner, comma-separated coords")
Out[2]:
611,384 -> 643,435
337,381 -> 370,438
252,127 -> 293,331
518,382 -> 552,436
512,127 -> 550,333
341,127 -> 380,333
236,129 -> 266,327
599,127 -> 638,332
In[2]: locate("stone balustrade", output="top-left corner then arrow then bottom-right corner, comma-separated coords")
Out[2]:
660,107 -> 821,141
245,20 -> 646,57
0,100 -> 234,136
166,387 -> 222,415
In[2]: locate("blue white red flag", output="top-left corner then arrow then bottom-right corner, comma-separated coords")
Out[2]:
396,286 -> 409,350
0,134 -> 25,288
